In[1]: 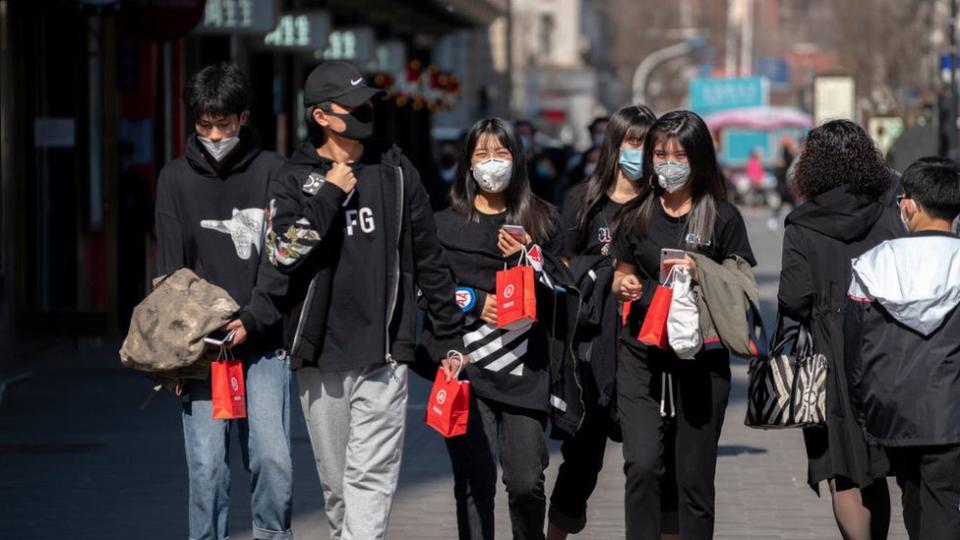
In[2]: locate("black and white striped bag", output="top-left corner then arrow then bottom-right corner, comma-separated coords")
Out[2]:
745,314 -> 827,429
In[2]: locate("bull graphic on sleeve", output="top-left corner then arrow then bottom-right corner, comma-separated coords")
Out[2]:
200,208 -> 265,260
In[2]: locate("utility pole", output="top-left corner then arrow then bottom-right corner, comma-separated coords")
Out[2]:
505,0 -> 515,118
739,0 -> 753,77
950,0 -> 958,158
725,0 -> 738,76
632,38 -> 705,105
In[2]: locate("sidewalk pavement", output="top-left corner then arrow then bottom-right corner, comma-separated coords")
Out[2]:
0,213 -> 909,539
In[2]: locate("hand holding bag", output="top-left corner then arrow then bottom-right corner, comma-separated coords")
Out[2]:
425,351 -> 471,438
667,265 -> 702,359
638,265 -> 679,348
745,314 -> 827,429
211,346 -> 246,420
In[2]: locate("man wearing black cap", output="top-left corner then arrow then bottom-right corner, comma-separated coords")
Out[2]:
266,61 -> 466,539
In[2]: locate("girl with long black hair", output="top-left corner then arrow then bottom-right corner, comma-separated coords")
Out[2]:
547,105 -> 657,540
423,117 -> 563,540
611,110 -> 756,539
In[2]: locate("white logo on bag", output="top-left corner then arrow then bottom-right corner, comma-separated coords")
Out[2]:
230,376 -> 239,392
503,284 -> 515,299
436,389 -> 447,405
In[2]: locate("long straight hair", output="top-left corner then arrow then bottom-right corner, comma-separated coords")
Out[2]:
617,110 -> 726,248
449,117 -> 556,242
575,105 -> 657,232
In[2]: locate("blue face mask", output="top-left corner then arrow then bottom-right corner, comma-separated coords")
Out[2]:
619,148 -> 644,180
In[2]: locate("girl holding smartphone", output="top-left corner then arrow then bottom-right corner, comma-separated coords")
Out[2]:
611,110 -> 756,539
423,117 -> 562,540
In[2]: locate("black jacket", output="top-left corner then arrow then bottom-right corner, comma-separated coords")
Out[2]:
154,128 -> 287,350
845,232 -> 960,447
778,183 -> 902,487
566,255 -> 617,407
266,139 -> 464,370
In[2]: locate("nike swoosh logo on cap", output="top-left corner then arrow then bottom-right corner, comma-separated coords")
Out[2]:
350,78 -> 362,86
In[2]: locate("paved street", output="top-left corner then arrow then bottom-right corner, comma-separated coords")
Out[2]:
0,211 -> 908,539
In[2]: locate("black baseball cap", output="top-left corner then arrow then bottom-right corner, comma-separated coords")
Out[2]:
303,61 -> 384,108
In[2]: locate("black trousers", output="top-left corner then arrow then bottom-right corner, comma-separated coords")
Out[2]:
618,345 -> 731,540
890,444 -> 960,540
446,393 -> 549,540
548,362 -> 612,533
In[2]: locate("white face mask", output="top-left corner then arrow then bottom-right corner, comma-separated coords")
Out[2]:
198,136 -> 240,162
472,158 -> 512,193
899,201 -> 913,231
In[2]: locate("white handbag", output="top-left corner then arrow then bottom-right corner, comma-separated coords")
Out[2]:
667,265 -> 702,359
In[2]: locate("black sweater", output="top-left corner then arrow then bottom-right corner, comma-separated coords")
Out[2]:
427,207 -> 563,411
154,129 -> 288,350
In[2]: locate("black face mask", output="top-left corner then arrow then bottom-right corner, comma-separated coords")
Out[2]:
326,104 -> 374,140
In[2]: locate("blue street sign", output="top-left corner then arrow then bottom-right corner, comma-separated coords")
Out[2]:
689,76 -> 769,116
755,57 -> 789,88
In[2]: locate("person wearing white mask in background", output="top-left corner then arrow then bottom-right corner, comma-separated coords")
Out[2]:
424,117 -> 564,540
612,110 -> 757,540
154,63 -> 293,540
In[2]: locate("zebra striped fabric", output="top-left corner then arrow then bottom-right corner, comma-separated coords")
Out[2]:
746,323 -> 828,429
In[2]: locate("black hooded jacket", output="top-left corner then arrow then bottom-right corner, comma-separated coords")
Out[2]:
778,183 -> 903,487
266,139 -> 465,370
154,128 -> 287,351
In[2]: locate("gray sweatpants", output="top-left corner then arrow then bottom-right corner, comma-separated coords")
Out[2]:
297,362 -> 408,540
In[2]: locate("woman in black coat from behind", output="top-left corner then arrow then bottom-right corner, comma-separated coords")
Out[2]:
778,120 -> 902,540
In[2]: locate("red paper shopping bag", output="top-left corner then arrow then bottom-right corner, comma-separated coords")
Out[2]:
211,349 -> 246,420
425,365 -> 470,438
496,264 -> 537,328
637,267 -> 678,349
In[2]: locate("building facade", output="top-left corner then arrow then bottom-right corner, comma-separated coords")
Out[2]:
0,0 -> 505,342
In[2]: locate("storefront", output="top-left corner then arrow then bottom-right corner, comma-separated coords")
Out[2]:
0,0 -> 504,340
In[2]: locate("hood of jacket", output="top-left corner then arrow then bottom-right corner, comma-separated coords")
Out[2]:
785,184 -> 891,241
185,127 -> 261,178
849,232 -> 960,336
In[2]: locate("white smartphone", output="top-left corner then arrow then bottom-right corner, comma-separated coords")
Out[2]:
203,328 -> 237,347
660,248 -> 686,282
502,224 -> 527,242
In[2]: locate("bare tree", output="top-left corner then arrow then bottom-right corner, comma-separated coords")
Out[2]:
828,0 -> 938,114
596,0 -> 693,111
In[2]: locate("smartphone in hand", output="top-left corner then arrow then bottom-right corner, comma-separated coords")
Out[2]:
660,248 -> 686,282
204,328 -> 237,347
502,224 -> 527,243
